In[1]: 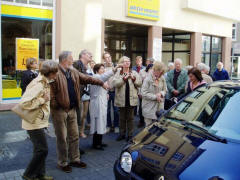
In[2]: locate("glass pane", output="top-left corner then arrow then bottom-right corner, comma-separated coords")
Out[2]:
2,17 -> 52,100
2,0 -> 14,2
210,53 -> 222,74
174,52 -> 190,67
162,52 -> 172,66
15,0 -> 27,3
162,35 -> 173,51
202,36 -> 211,52
232,57 -> 240,79
201,53 -> 210,67
42,0 -> 53,6
29,0 -> 41,5
132,37 -> 144,51
212,37 -> 222,52
174,34 -> 191,51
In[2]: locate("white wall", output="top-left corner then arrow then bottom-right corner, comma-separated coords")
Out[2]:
102,0 -> 234,37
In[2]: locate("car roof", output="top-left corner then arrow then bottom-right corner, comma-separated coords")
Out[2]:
167,80 -> 240,122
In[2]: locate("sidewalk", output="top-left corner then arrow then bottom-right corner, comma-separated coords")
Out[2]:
0,111 -> 141,180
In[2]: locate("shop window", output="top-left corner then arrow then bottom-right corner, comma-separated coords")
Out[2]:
15,0 -> 27,3
1,17 -> 52,100
42,0 -> 53,7
201,35 -> 222,74
162,34 -> 191,67
29,0 -> 41,5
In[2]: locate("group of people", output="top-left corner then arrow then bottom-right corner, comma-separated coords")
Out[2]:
19,50 -> 230,180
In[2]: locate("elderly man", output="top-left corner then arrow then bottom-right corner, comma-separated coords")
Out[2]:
73,50 -> 92,138
213,62 -> 230,81
51,51 -> 106,173
166,58 -> 188,98
197,63 -> 213,84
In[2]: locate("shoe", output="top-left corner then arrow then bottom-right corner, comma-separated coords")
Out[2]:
39,175 -> 54,180
101,143 -> 108,147
69,161 -> 87,169
80,133 -> 87,138
114,127 -> 119,133
116,135 -> 125,141
92,145 -> 104,150
79,148 -> 85,155
137,122 -> 145,128
57,165 -> 72,173
110,127 -> 115,132
22,175 -> 39,180
126,136 -> 133,142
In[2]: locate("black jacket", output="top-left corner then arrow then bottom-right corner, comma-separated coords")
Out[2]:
21,70 -> 38,95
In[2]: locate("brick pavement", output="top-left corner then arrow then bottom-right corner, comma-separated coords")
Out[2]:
0,111 -> 142,180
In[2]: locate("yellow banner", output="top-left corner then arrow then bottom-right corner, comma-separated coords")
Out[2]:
1,4 -> 53,20
16,38 -> 39,71
127,0 -> 160,21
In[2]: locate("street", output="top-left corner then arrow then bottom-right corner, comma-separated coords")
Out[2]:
0,111 -> 128,180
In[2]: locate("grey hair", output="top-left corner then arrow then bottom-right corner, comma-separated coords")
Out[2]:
59,51 -> 72,63
185,65 -> 193,71
147,57 -> 155,62
197,63 -> 206,71
26,57 -> 37,70
79,49 -> 90,59
174,58 -> 183,64
168,62 -> 174,68
118,56 -> 130,64
39,60 -> 58,77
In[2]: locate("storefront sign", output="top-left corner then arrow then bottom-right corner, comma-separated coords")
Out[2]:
127,0 -> 160,21
16,38 -> 39,70
153,38 -> 162,61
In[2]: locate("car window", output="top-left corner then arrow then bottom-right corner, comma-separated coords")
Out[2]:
196,89 -> 240,141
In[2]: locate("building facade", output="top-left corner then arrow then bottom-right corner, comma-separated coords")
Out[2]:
0,0 -> 240,104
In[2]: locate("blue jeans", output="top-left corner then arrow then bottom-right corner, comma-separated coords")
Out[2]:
107,91 -> 119,127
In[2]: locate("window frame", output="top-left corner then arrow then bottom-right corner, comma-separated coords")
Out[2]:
232,23 -> 237,42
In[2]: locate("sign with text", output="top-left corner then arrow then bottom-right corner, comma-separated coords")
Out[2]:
127,0 -> 160,21
16,38 -> 39,70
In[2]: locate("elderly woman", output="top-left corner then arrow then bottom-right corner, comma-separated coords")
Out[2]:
141,62 -> 167,126
21,60 -> 58,180
21,58 -> 38,95
112,56 -> 142,141
89,63 -> 120,150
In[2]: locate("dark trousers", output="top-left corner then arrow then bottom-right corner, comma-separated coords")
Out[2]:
24,128 -> 48,178
119,107 -> 134,137
138,98 -> 144,124
92,132 -> 102,147
107,91 -> 119,128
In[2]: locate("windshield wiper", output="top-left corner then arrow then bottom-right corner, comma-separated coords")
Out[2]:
164,116 -> 227,143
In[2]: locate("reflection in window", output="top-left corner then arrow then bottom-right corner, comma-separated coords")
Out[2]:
29,0 -> 41,5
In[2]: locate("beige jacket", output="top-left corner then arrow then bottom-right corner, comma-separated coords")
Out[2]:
141,74 -> 167,120
112,70 -> 142,107
21,74 -> 51,130
202,73 -> 213,84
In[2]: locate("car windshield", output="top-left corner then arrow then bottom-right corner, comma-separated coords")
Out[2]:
165,88 -> 240,142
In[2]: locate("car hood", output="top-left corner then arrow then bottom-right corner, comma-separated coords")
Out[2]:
130,124 -> 240,180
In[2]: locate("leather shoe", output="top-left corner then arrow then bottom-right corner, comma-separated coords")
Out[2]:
57,165 -> 72,173
22,175 -> 39,180
39,175 -> 54,180
92,145 -> 104,150
69,161 -> 87,169
116,135 -> 125,141
101,143 -> 108,147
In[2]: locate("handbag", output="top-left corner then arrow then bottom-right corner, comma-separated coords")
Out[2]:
11,103 -> 41,124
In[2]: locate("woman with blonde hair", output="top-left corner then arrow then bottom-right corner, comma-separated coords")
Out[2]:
141,61 -> 167,126
20,60 -> 58,180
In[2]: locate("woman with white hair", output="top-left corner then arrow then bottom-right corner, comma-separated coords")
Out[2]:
197,63 -> 213,84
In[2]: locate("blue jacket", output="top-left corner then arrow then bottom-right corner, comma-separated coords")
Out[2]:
132,65 -> 145,73
213,68 -> 230,81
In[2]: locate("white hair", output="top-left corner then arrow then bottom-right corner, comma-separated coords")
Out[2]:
197,63 -> 206,71
174,58 -> 182,64
217,62 -> 223,67
185,65 -> 193,71
168,62 -> 174,68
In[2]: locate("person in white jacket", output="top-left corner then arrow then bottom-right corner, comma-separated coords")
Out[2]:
89,63 -> 121,150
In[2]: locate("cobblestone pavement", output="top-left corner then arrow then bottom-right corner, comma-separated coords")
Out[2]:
0,111 -> 142,180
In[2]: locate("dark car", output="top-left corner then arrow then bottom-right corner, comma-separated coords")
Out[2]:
114,81 -> 240,180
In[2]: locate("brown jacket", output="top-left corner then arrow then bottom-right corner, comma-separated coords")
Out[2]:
50,65 -> 104,111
